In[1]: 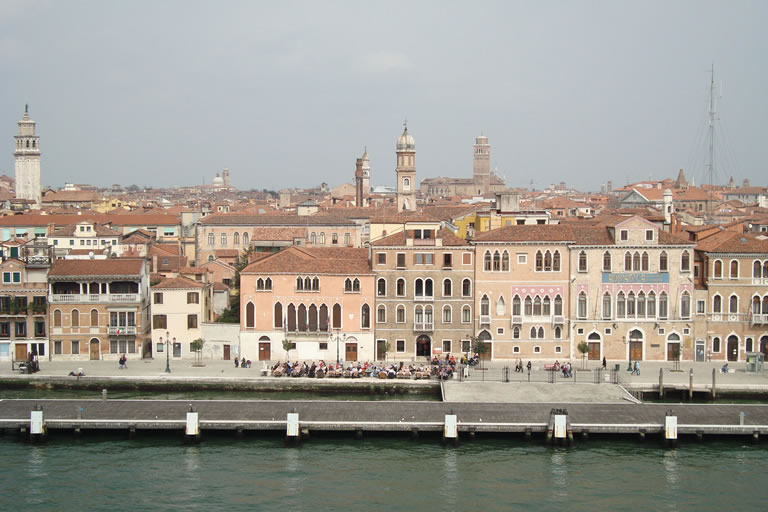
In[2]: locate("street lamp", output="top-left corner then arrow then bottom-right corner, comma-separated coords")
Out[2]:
165,330 -> 171,373
624,335 -> 633,372
332,329 -> 346,366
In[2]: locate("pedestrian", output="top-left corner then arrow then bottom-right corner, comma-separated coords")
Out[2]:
234,357 -> 239,368
633,361 -> 640,375
602,356 -> 607,370
526,361 -> 532,372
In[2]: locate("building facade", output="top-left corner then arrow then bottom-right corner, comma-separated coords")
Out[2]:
13,106 -> 41,207
151,276 -> 213,360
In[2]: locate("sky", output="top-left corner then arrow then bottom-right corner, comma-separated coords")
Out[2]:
1,0 -> 766,192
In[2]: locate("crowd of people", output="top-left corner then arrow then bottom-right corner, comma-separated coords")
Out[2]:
269,357 -> 459,380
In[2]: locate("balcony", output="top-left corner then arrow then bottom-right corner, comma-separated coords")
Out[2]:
479,315 -> 491,326
108,326 -> 137,335
50,293 -> 139,304
552,315 -> 565,326
751,314 -> 767,326
414,295 -> 434,302
413,322 -> 434,332
511,315 -> 522,326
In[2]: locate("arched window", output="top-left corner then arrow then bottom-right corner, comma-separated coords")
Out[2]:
554,326 -> 561,339
397,278 -> 405,296
274,302 -> 283,328
403,177 -> 410,190
680,292 -> 691,319
484,251 -> 492,271
524,296 -> 533,316
637,291 -> 646,317
442,305 -> 452,323
71,309 -> 80,327
624,251 -> 632,271
493,251 -> 501,271
90,309 -> 98,327
647,291 -> 656,317
513,327 -> 520,339
535,251 -> 543,271
352,278 -> 360,292
512,295 -> 521,316
265,278 -> 272,290
641,251 -> 649,271
310,232 -> 316,244
462,279 -> 471,297
681,251 -> 690,272
298,304 -> 307,331
424,279 -> 433,298
530,327 -> 537,339
658,292 -> 668,319
602,293 -> 612,319
753,296 -> 761,314
443,279 -> 452,297
544,251 -> 552,271
286,304 -> 295,331
603,251 -> 612,271
377,305 -> 386,323
659,251 -> 668,272
396,305 -> 406,323
627,292 -> 636,317
319,304 -> 328,331
344,278 -> 352,292
54,309 -> 62,327
257,278 -> 264,290
578,251 -> 587,272
554,295 -> 563,316
246,302 -> 255,328
553,251 -> 561,271
754,261 -> 762,278
730,260 -> 739,279
617,292 -> 626,318
377,278 -> 386,296
713,294 -> 722,313
462,305 -> 471,323
577,293 -> 587,318
415,279 -> 424,298
714,260 -> 723,278
633,252 -> 640,271
496,296 -> 506,316
543,296 -> 551,316
332,303 -> 342,329
243,232 -> 249,245
502,251 -> 510,271
533,296 -> 542,316
296,277 -> 303,290
480,295 -> 490,316
538,327 -> 544,339
304,277 -> 312,290
312,277 -> 319,290
233,232 -> 239,246
361,304 -> 370,329
729,295 -> 738,314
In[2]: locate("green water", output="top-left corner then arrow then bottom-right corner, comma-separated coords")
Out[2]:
0,435 -> 763,511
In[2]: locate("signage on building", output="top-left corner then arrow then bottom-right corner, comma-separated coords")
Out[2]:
602,272 -> 669,284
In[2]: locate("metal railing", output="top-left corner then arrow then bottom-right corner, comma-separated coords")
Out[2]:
49,293 -> 139,304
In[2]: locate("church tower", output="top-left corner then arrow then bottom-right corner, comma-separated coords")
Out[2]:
396,125 -> 416,212
14,105 -> 41,207
361,148 -> 371,196
473,134 -> 490,195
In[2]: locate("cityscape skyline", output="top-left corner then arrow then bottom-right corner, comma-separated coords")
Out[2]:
2,1 -> 767,192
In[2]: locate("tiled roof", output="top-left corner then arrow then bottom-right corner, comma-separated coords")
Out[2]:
51,223 -> 121,237
153,276 -> 206,289
250,227 -> 307,241
696,231 -> 768,253
200,213 -> 355,226
241,246 -> 372,274
0,213 -> 179,227
49,258 -> 144,277
473,225 -> 577,243
373,229 -> 469,247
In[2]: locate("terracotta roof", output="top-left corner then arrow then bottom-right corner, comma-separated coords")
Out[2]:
42,190 -> 99,202
696,231 -> 768,253
250,227 -> 307,241
178,266 -> 212,275
473,225 -> 577,243
0,213 -> 179,227
200,213 -> 355,226
49,258 -> 144,277
153,276 -> 205,289
242,246 -> 372,274
51,223 -> 121,237
373,228 -> 469,247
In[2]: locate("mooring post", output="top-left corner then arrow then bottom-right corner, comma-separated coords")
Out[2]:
739,412 -> 746,426
665,411 -> 678,447
443,414 -> 458,446
711,368 -> 717,400
185,408 -> 200,444
30,406 -> 46,442
659,368 -> 664,399
688,369 -> 694,401
286,412 -> 300,445
102,388 -> 108,401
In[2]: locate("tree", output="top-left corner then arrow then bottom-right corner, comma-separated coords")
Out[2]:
190,338 -> 205,366
472,337 -> 489,358
377,340 -> 391,362
216,246 -> 255,323
577,341 -> 589,370
282,338 -> 294,360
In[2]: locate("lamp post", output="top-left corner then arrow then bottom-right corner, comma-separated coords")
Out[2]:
332,329 -> 346,366
624,335 -> 633,372
164,330 -> 171,373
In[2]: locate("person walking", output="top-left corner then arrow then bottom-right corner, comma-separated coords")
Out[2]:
633,361 -> 640,375
602,357 -> 607,370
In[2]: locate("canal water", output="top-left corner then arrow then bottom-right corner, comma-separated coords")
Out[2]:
1,435 -> 763,511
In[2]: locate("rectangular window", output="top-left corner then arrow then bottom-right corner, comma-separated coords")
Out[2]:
15,322 -> 26,337
396,253 -> 406,268
154,292 -> 163,304
12,272 -> 20,283
517,253 -> 527,264
208,233 -> 215,246
319,342 -> 328,350
443,253 -> 452,268
645,230 -> 653,241
2,273 -> 9,283
620,230 -> 628,241
396,339 -> 405,353
110,339 -> 118,353
153,315 -> 167,329
332,233 -> 338,245
442,340 -> 451,353
396,307 -> 405,323
221,233 -> 227,246
462,253 -> 472,265
54,341 -> 62,355
0,322 -> 9,337
344,233 -> 350,246
34,321 -> 45,337
377,253 -> 386,265
69,240 -> 74,246
187,292 -> 199,304
461,340 -> 471,353
696,300 -> 705,315
187,314 -> 198,329
71,340 -> 80,355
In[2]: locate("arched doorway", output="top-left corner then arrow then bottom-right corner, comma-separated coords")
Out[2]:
666,333 -> 681,361
416,335 -> 431,357
761,335 -> 768,358
258,336 -> 271,361
477,330 -> 493,360
628,329 -> 643,361
727,335 -> 739,362
89,338 -> 100,360
587,332 -> 601,360
345,336 -> 358,362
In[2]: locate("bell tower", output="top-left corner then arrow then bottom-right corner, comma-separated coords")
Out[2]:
395,124 -> 416,212
14,105 -> 41,207
473,134 -> 490,195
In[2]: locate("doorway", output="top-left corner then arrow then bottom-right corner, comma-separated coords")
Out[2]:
727,335 -> 739,362
628,329 -> 643,361
761,336 -> 768,359
258,337 -> 271,361
666,333 -> 681,361
345,342 -> 358,362
587,332 -> 601,360
89,338 -> 100,360
695,340 -> 705,362
15,344 -> 27,362
173,342 -> 182,358
416,335 -> 431,357
477,330 -> 493,360
223,344 -> 231,360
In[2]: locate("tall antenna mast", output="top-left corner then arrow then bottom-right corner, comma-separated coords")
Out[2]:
707,64 -> 716,220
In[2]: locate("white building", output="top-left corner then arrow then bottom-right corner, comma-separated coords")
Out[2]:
13,105 -> 41,208
151,276 -> 214,359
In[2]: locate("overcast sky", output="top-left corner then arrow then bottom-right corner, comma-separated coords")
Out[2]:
2,1 -> 766,192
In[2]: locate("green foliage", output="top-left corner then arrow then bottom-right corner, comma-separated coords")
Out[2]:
216,295 -> 240,323
282,338 -> 294,356
190,338 -> 205,353
577,341 -> 590,355
472,337 -> 489,355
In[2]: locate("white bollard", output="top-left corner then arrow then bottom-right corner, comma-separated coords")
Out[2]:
186,412 -> 199,436
30,410 -> 44,435
665,416 -> 678,440
444,414 -> 458,439
286,413 -> 299,438
554,415 -> 567,439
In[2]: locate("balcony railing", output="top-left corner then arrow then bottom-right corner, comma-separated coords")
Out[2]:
413,322 -> 434,332
552,315 -> 565,326
511,315 -> 522,326
479,315 -> 491,326
50,293 -> 139,304
751,313 -> 767,326
414,295 -> 434,302
108,326 -> 137,335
